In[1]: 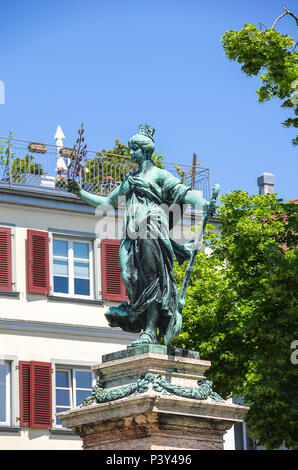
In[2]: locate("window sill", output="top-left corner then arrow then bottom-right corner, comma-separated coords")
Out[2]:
50,427 -> 78,437
47,295 -> 104,306
0,425 -> 22,434
0,291 -> 20,298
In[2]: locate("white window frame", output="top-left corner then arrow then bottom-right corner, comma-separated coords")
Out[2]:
55,369 -> 72,420
51,237 -> 94,300
54,366 -> 96,427
0,361 -> 11,426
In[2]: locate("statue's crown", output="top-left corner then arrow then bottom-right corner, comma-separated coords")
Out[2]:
138,124 -> 155,141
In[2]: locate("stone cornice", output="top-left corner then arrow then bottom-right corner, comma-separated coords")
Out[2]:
58,393 -> 248,432
0,184 -> 102,216
0,185 -> 218,224
0,317 -> 137,342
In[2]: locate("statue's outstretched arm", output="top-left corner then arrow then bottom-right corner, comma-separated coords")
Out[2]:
68,180 -> 121,208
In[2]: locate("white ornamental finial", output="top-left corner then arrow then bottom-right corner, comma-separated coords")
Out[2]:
54,125 -> 66,173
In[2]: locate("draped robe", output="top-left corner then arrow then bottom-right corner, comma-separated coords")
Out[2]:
105,170 -> 192,339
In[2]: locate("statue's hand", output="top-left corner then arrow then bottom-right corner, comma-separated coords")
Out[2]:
67,179 -> 81,196
208,200 -> 216,216
204,200 -> 216,217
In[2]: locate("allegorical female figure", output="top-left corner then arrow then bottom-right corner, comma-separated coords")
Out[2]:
69,125 -> 209,347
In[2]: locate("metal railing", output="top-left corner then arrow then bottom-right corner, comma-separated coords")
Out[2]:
0,136 -> 210,200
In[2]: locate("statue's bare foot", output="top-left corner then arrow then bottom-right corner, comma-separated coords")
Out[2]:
128,331 -> 158,348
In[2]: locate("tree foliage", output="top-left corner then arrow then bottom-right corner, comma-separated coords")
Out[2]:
11,155 -> 45,181
222,9 -> 298,145
173,191 -> 298,449
0,132 -> 45,182
95,138 -> 165,168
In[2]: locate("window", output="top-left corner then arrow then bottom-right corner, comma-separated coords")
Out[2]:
0,361 -> 11,426
52,238 -> 93,299
234,422 -> 257,450
55,368 -> 95,426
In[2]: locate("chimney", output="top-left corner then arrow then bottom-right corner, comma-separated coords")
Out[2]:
257,172 -> 275,195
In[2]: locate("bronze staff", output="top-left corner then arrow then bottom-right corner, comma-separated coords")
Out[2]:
164,184 -> 220,345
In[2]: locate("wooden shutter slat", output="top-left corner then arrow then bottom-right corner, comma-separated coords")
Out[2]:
30,361 -> 52,428
0,227 -> 12,291
101,239 -> 128,301
19,361 -> 52,429
19,361 -> 31,427
27,230 -> 50,294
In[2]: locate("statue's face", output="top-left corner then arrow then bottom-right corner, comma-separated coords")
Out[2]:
129,140 -> 144,164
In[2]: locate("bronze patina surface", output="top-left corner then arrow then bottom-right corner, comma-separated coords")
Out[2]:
68,125 -> 218,347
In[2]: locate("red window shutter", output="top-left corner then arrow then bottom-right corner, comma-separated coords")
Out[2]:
19,361 -> 52,429
30,361 -> 52,429
19,361 -> 31,427
101,239 -> 128,301
27,229 -> 50,294
0,227 -> 12,291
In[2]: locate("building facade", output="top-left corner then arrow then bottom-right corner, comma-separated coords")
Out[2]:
0,181 -> 230,449
0,131 -> 259,449
0,183 -> 140,449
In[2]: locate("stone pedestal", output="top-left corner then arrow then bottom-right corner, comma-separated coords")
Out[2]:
57,345 -> 248,450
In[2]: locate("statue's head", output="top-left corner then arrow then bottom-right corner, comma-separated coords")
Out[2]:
128,124 -> 155,164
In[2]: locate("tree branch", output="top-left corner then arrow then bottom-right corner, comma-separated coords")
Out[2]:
282,5 -> 298,25
271,5 -> 298,29
272,11 -> 287,29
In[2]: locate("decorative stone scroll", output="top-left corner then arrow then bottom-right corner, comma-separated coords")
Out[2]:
82,373 -> 223,406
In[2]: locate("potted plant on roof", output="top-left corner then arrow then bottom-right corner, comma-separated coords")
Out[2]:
11,154 -> 45,184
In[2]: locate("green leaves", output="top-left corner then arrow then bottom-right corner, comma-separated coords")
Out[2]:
222,23 -> 298,145
0,132 -> 45,180
173,191 -> 298,449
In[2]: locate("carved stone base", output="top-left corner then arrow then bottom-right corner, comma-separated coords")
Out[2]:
57,345 -> 248,450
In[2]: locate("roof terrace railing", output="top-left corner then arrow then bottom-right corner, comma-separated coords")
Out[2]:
0,136 -> 210,200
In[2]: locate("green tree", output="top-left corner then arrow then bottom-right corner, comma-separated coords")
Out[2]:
222,6 -> 298,145
83,139 -> 133,193
11,154 -> 45,182
173,191 -> 298,449
0,132 -> 44,182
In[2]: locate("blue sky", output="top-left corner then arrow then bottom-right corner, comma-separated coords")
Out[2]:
0,0 -> 297,200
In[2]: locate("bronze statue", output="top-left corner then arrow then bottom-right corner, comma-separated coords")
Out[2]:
68,125 -> 218,347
